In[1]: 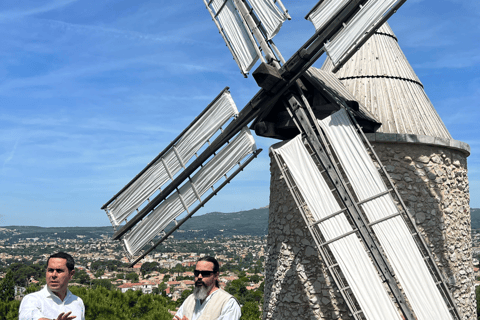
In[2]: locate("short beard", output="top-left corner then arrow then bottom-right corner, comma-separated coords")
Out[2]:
193,282 -> 214,301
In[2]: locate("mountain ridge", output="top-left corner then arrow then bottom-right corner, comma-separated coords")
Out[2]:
3,207 -> 480,242
0,207 -> 269,241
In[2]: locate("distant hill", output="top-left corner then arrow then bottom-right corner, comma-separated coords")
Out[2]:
0,207 -> 269,241
0,226 -> 114,242
168,207 -> 269,239
4,207 -> 480,242
4,207 -> 480,241
471,208 -> 480,229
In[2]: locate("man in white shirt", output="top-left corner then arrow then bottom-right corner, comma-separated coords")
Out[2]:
174,256 -> 241,320
19,252 -> 85,320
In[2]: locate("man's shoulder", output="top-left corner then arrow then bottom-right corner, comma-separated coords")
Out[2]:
215,289 -> 241,308
67,290 -> 84,305
183,292 -> 196,304
20,287 -> 47,307
24,286 -> 48,299
214,288 -> 234,300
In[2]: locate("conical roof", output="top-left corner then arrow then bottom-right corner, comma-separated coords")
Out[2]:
321,23 -> 452,139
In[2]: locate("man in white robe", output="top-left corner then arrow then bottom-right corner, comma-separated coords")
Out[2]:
174,256 -> 241,320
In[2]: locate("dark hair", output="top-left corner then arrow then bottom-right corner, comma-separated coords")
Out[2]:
47,252 -> 75,271
197,256 -> 219,287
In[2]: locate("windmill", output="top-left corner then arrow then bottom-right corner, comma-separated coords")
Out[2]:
101,1 -> 471,319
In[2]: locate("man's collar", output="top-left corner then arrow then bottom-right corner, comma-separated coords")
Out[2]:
44,285 -> 71,302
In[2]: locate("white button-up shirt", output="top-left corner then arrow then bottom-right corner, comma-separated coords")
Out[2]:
175,290 -> 241,320
19,285 -> 85,320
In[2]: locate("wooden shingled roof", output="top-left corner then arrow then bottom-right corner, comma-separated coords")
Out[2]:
321,22 -> 452,140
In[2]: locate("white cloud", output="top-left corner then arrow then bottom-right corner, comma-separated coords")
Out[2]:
0,0 -> 79,20
1,138 -> 19,172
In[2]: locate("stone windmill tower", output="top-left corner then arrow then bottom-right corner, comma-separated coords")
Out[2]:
264,22 -> 474,319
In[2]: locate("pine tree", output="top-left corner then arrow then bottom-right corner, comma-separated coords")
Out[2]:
0,271 -> 15,302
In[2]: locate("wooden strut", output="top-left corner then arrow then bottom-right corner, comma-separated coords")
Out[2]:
283,93 -> 417,320
127,149 -> 262,267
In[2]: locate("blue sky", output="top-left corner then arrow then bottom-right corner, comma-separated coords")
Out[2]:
0,0 -> 478,227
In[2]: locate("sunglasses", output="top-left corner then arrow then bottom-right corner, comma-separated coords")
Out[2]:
194,270 -> 215,277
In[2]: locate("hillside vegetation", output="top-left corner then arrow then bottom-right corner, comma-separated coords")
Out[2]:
470,208 -> 480,229
0,207 -> 269,241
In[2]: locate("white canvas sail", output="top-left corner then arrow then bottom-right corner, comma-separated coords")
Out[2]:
306,0 -> 349,31
307,0 -> 399,66
210,0 -> 259,73
123,128 -> 257,256
318,109 -> 453,320
271,136 -> 402,320
248,0 -> 287,40
105,90 -> 238,226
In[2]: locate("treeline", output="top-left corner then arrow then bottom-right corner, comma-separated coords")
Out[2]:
0,286 -> 175,320
1,263 -> 45,287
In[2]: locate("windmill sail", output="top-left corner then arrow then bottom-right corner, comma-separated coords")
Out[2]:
204,0 -> 260,75
306,0 -> 405,67
122,127 -> 258,256
271,136 -> 403,320
247,0 -> 288,40
318,109 -> 453,319
102,88 -> 238,227
204,0 -> 289,75
306,0 -> 351,31
272,108 -> 456,319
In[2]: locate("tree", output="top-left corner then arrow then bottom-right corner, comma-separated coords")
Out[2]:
7,263 -> 44,286
141,262 -> 159,275
226,279 -> 249,305
126,272 -> 139,282
476,285 -> 480,320
249,274 -> 261,283
171,263 -> 186,273
0,271 -> 15,301
153,282 -> 168,296
0,299 -> 20,320
73,268 -> 90,285
176,289 -> 192,307
92,279 -> 114,290
258,281 -> 264,293
68,286 -> 176,320
95,269 -> 105,278
240,301 -> 261,320
25,283 -> 41,295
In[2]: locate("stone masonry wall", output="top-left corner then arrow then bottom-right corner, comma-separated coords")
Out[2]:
264,141 -> 475,320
